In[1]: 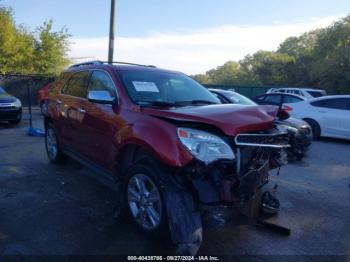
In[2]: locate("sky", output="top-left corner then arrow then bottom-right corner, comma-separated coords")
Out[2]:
2,0 -> 349,74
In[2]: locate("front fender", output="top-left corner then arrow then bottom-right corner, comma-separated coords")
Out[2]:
115,121 -> 193,167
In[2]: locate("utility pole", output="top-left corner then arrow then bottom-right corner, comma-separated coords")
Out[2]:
108,0 -> 116,64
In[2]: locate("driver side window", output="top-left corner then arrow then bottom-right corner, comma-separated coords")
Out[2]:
88,70 -> 117,98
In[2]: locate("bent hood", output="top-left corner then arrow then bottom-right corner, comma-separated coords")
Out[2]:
142,104 -> 275,136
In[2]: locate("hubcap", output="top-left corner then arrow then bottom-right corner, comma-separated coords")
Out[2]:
127,174 -> 162,231
46,128 -> 58,159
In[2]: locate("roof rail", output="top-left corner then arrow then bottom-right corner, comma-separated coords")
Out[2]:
69,60 -> 157,69
101,61 -> 157,68
69,60 -> 104,68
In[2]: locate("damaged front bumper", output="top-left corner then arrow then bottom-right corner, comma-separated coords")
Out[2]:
172,128 -> 290,227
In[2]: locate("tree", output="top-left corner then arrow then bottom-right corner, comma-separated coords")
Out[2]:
0,5 -> 70,75
192,14 -> 350,94
192,73 -> 212,84
33,20 -> 70,74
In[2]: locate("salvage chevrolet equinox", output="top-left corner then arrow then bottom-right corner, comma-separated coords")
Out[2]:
44,61 -> 290,254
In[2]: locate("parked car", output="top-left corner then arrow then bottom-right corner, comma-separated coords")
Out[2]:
45,61 -> 290,254
267,87 -> 327,99
37,83 -> 53,115
284,95 -> 350,140
252,92 -> 306,107
210,89 -> 312,159
0,86 -> 22,124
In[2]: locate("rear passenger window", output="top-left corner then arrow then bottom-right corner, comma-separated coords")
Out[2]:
62,71 -> 89,98
264,95 -> 282,104
88,70 -> 117,98
284,95 -> 303,104
311,98 -> 350,110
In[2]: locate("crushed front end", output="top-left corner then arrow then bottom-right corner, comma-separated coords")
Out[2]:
176,127 -> 290,228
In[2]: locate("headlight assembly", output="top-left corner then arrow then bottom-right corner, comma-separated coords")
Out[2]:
13,99 -> 22,108
177,127 -> 235,164
277,124 -> 298,134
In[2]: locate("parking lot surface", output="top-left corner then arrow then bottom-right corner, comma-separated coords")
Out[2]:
0,110 -> 349,258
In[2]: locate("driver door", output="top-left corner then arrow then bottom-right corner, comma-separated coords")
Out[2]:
77,70 -> 120,172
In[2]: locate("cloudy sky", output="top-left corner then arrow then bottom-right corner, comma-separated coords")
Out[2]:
3,0 -> 349,74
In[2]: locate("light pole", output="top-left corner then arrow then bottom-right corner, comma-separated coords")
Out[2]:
108,0 -> 116,64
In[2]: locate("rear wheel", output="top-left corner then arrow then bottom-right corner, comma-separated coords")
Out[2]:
303,118 -> 321,139
45,123 -> 67,164
40,101 -> 48,115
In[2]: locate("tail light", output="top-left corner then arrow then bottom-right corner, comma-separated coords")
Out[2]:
282,105 -> 293,112
277,107 -> 290,120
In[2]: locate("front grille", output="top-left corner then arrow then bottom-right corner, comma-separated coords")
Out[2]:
0,109 -> 21,119
235,132 -> 289,148
0,105 -> 16,109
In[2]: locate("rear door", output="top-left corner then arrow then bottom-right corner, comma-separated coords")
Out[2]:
311,98 -> 350,138
59,70 -> 90,150
77,70 -> 120,170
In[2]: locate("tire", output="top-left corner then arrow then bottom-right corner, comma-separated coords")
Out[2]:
9,119 -> 21,125
40,101 -> 48,115
303,118 -> 321,139
9,112 -> 22,125
123,162 -> 168,236
45,123 -> 67,164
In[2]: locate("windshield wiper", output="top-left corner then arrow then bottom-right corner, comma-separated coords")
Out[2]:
136,100 -> 176,107
188,100 -> 219,105
136,99 -> 219,108
172,100 -> 219,106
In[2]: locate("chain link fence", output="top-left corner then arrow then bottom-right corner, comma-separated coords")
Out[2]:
0,74 -> 55,106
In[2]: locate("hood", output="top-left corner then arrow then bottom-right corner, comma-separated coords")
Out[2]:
0,94 -> 17,103
258,105 -> 280,118
142,104 -> 275,136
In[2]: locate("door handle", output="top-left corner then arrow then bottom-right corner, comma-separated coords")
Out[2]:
78,108 -> 86,113
318,110 -> 326,113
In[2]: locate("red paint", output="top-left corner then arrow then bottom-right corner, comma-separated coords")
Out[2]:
47,64 -> 276,174
37,83 -> 52,105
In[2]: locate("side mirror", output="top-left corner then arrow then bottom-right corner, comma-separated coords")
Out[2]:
88,90 -> 117,105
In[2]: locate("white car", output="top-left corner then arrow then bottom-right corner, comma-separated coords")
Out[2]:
283,95 -> 350,140
267,87 -> 327,99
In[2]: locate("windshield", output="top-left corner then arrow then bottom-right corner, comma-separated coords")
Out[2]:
119,70 -> 219,106
0,87 -> 6,94
307,91 -> 325,98
226,92 -> 256,105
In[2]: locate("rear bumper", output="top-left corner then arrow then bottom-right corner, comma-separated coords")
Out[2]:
0,108 -> 22,121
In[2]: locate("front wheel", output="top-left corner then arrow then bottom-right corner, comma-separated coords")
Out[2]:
45,123 -> 67,164
9,112 -> 22,125
124,164 -> 167,235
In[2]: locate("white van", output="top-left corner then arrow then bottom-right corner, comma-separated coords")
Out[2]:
266,88 -> 327,99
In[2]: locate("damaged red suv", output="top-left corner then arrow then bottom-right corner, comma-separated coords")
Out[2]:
45,61 -> 289,254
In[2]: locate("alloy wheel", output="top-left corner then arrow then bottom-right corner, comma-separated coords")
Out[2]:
46,128 -> 58,160
127,173 -> 162,231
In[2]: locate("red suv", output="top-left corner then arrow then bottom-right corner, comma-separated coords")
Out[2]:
44,61 -> 289,254
37,83 -> 53,115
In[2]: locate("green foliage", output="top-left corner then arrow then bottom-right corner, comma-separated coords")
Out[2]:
0,5 -> 70,75
193,15 -> 350,94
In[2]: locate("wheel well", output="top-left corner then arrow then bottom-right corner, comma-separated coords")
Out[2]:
116,144 -> 158,176
302,118 -> 321,134
44,116 -> 53,129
